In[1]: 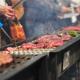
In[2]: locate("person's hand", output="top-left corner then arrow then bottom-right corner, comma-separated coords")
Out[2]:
0,5 -> 15,19
4,6 -> 15,19
61,6 -> 71,13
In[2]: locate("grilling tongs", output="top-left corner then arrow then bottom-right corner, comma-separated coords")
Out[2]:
0,22 -> 18,47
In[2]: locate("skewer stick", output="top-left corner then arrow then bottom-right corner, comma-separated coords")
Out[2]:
12,0 -> 26,9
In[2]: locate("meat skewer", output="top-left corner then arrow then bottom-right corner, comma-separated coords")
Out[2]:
10,48 -> 55,56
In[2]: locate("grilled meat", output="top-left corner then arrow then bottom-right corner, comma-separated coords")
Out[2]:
63,26 -> 80,31
47,40 -> 64,48
36,34 -> 61,43
21,43 -> 37,49
6,47 -> 17,52
0,51 -> 13,66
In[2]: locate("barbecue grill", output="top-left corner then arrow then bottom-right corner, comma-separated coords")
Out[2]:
0,33 -> 80,80
1,26 -> 80,80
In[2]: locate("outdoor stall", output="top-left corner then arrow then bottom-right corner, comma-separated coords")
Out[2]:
0,0 -> 80,80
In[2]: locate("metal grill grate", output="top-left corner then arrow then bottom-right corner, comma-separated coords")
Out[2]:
0,56 -> 32,74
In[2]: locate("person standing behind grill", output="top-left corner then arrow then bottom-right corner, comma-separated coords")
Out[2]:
0,0 -> 24,48
21,0 -> 80,41
21,0 -> 74,41
0,0 -> 15,48
52,0 -> 80,26
72,0 -> 80,25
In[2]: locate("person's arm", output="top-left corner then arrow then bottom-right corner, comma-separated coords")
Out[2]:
0,5 -> 15,19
